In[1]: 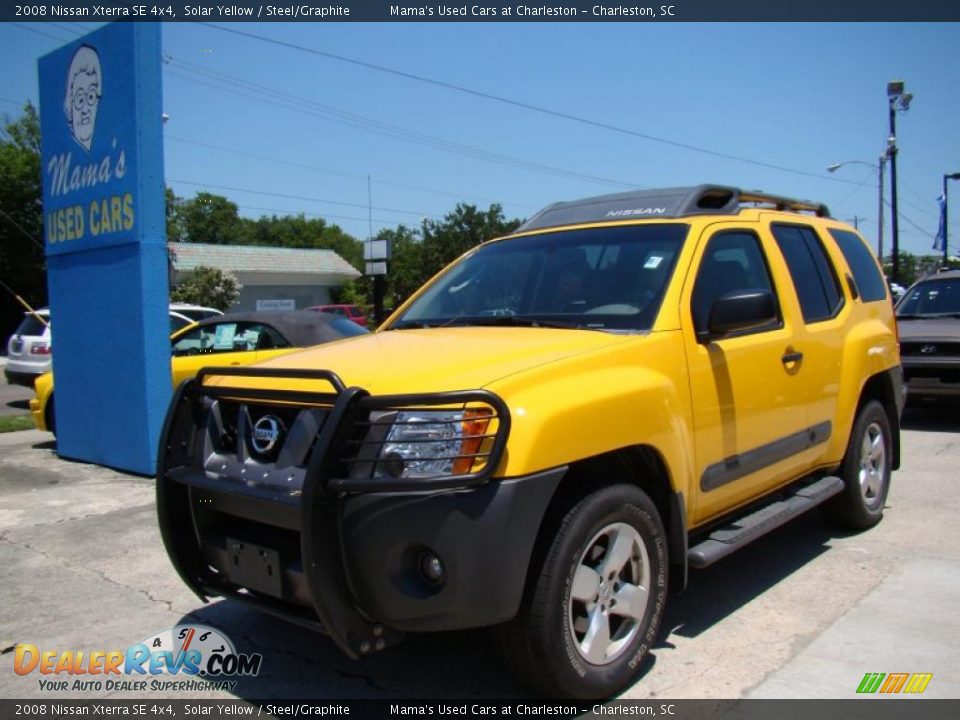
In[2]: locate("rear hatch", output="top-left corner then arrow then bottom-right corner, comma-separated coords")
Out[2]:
6,312 -> 51,377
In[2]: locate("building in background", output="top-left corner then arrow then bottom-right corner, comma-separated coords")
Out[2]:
169,243 -> 361,311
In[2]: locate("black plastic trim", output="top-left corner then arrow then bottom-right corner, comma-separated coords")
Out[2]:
668,491 -> 688,592
688,476 -> 844,568
700,421 -> 832,492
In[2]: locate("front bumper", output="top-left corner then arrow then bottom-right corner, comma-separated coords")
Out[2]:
157,368 -> 560,657
28,397 -> 45,431
901,357 -> 960,399
4,368 -> 40,388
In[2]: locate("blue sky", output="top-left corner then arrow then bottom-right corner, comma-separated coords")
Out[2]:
3,21 -> 959,256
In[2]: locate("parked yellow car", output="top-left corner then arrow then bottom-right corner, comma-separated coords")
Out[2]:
30,311 -> 368,435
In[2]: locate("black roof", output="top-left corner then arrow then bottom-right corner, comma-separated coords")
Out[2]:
192,310 -> 367,346
514,185 -> 831,234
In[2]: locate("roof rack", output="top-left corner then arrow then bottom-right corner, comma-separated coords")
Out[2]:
514,185 -> 831,234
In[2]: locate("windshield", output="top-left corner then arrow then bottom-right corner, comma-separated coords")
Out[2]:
390,224 -> 689,332
896,277 -> 960,317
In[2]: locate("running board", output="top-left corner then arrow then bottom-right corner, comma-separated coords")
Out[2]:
687,476 -> 844,569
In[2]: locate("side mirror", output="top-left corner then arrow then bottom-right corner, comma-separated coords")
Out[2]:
700,290 -> 777,342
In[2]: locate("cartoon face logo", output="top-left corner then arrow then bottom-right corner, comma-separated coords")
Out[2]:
63,45 -> 102,152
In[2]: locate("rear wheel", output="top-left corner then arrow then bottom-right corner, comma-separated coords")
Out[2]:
824,400 -> 891,529
496,484 -> 667,699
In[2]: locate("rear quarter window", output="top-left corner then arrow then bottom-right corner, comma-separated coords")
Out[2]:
828,229 -> 889,303
15,315 -> 48,337
771,224 -> 844,323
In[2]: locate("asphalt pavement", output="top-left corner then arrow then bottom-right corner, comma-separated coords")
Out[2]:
0,405 -> 957,700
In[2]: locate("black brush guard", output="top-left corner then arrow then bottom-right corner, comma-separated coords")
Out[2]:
156,366 -> 510,658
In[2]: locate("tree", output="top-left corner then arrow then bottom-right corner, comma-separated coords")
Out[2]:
882,253 -> 953,287
421,203 -> 522,277
165,186 -> 185,242
171,266 -> 242,311
178,192 -> 244,244
0,102 -> 44,340
379,225 -> 423,309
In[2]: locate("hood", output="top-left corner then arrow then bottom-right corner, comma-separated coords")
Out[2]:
897,317 -> 960,341
248,326 -> 632,394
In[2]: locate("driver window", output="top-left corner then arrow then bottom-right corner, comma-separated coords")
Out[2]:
691,231 -> 779,336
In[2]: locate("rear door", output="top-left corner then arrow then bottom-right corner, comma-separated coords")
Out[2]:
767,221 -> 848,456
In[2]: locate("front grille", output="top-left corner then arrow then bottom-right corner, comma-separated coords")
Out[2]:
900,341 -> 960,357
173,367 -> 510,495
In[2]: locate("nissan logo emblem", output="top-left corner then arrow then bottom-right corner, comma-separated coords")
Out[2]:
251,415 -> 284,455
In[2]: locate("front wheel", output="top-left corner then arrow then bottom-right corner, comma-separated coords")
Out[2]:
496,484 -> 668,699
824,400 -> 892,530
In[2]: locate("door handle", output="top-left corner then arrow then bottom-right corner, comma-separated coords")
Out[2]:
781,350 -> 804,365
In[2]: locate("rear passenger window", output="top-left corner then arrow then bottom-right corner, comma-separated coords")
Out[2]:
771,224 -> 843,322
828,229 -> 888,303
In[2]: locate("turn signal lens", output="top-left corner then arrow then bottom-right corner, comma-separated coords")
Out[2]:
452,409 -> 492,475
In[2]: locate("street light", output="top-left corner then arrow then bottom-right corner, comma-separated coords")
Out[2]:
827,156 -> 888,259
941,172 -> 960,266
887,79 -> 913,284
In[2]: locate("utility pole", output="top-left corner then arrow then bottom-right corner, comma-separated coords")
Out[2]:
943,173 -> 960,267
886,80 -> 913,283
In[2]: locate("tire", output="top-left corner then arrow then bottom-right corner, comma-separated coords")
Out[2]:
823,400 -> 892,530
45,395 -> 56,437
496,484 -> 668,699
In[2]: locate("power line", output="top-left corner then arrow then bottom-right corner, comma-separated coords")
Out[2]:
234,204 -> 422,227
167,178 -> 433,217
0,208 -> 45,252
164,58 -> 640,190
9,22 -> 73,43
202,23 -> 864,186
164,134 -> 537,211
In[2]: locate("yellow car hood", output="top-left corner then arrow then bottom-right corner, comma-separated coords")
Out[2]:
226,326 -> 633,395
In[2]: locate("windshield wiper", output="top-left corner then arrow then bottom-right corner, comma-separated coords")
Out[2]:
467,315 -> 585,330
387,320 -> 438,330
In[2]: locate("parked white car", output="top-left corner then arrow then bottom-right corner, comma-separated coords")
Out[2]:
4,309 -> 51,387
4,304 -> 224,387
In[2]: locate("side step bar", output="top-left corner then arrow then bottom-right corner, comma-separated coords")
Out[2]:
687,476 -> 844,569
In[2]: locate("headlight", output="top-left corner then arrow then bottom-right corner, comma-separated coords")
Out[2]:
373,409 -> 493,481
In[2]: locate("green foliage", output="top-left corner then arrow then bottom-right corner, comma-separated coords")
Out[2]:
0,102 -> 44,341
883,253 -> 954,287
382,204 -> 523,309
165,187 -> 185,242
178,192 -> 244,245
0,415 -> 35,434
171,266 -> 242,311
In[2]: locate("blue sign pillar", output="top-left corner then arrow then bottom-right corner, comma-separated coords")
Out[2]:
39,24 -> 170,475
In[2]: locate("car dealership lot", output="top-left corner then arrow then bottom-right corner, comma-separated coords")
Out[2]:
1,407 -> 958,701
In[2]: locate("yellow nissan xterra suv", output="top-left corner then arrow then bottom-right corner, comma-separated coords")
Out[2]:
158,185 -> 903,699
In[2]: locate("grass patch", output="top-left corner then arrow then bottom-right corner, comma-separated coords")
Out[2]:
0,415 -> 35,433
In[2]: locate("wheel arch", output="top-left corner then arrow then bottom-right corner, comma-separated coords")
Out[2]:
523,444 -> 688,601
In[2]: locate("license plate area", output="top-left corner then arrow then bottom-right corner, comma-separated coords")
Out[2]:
226,538 -> 282,598
12,339 -> 23,354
